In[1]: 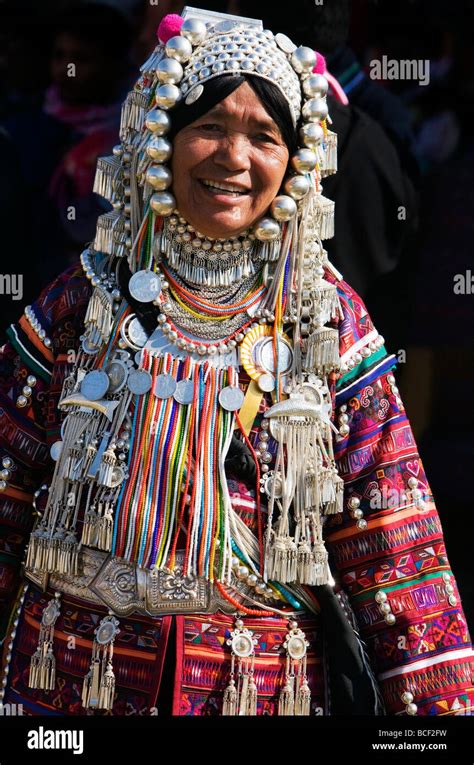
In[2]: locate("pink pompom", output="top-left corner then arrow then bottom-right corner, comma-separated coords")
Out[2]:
157,14 -> 183,44
313,51 -> 326,74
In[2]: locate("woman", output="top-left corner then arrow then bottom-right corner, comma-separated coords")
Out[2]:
0,9 -> 472,717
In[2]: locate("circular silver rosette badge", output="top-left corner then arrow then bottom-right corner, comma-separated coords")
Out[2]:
95,615 -> 120,646
284,625 -> 309,660
227,622 -> 257,658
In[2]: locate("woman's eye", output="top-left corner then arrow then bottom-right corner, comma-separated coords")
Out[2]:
255,133 -> 276,144
200,124 -> 222,132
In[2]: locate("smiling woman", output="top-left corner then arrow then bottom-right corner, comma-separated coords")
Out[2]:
0,7 -> 473,720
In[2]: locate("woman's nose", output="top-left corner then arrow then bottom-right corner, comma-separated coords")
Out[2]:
213,133 -> 252,172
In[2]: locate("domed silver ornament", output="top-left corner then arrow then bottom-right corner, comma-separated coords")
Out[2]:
291,46 -> 317,74
145,165 -> 172,190
254,217 -> 281,241
302,97 -> 328,122
284,174 -> 311,200
145,109 -> 171,135
155,84 -> 182,110
270,195 -> 297,222
150,192 -> 176,216
156,57 -> 184,85
165,35 -> 193,64
300,122 -> 325,149
291,148 -> 318,174
146,136 -> 172,162
180,18 -> 207,46
302,73 -> 329,98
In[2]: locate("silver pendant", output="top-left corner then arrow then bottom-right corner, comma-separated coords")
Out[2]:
80,370 -> 110,401
219,385 -> 244,411
127,369 -> 153,395
105,359 -> 129,394
154,373 -> 177,399
128,269 -> 162,303
173,378 -> 195,405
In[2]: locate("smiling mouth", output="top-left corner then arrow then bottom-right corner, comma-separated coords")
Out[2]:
199,179 -> 250,197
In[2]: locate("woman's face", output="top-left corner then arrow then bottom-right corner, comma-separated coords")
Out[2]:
171,81 -> 290,240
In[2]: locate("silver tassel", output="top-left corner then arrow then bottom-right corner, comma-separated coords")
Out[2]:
223,618 -> 258,716
29,594 -> 61,691
93,156 -> 121,202
279,621 -> 311,716
82,614 -> 119,711
304,326 -> 340,376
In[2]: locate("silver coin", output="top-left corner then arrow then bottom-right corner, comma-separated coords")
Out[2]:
173,378 -> 195,405
128,316 -> 148,348
258,337 -> 293,375
127,369 -> 153,395
219,385 -> 244,411
80,369 -> 110,401
257,373 -> 275,392
154,373 -> 177,399
50,440 -> 63,461
185,84 -> 204,105
275,33 -> 297,53
105,359 -> 129,394
128,269 -> 162,302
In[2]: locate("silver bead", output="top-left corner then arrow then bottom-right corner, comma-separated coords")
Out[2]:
155,83 -> 182,110
302,73 -> 328,98
145,108 -> 171,135
254,217 -> 281,241
300,122 -> 324,149
156,57 -> 184,84
384,613 -> 396,625
145,164 -> 172,190
357,519 -> 368,530
302,97 -> 329,122
284,174 -> 310,200
16,395 -> 28,408
149,192 -> 176,216
22,385 -> 32,397
380,602 -> 392,615
0,480 -> 7,492
407,477 -> 418,488
26,375 -> 37,387
270,195 -> 297,221
2,457 -> 13,469
146,136 -> 172,162
291,148 -> 317,174
165,35 -> 193,64
375,590 -> 387,603
291,46 -> 317,74
401,691 -> 414,704
406,703 -> 418,715
348,495 -> 360,509
181,18 -> 207,45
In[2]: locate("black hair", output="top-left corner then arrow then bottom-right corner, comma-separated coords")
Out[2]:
168,74 -> 298,156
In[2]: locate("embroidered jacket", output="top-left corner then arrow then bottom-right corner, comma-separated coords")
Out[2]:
0,262 -> 472,716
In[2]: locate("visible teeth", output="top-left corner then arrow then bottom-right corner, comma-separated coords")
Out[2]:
201,180 -> 247,194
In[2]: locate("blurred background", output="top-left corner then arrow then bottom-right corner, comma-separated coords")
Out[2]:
0,0 -> 472,624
